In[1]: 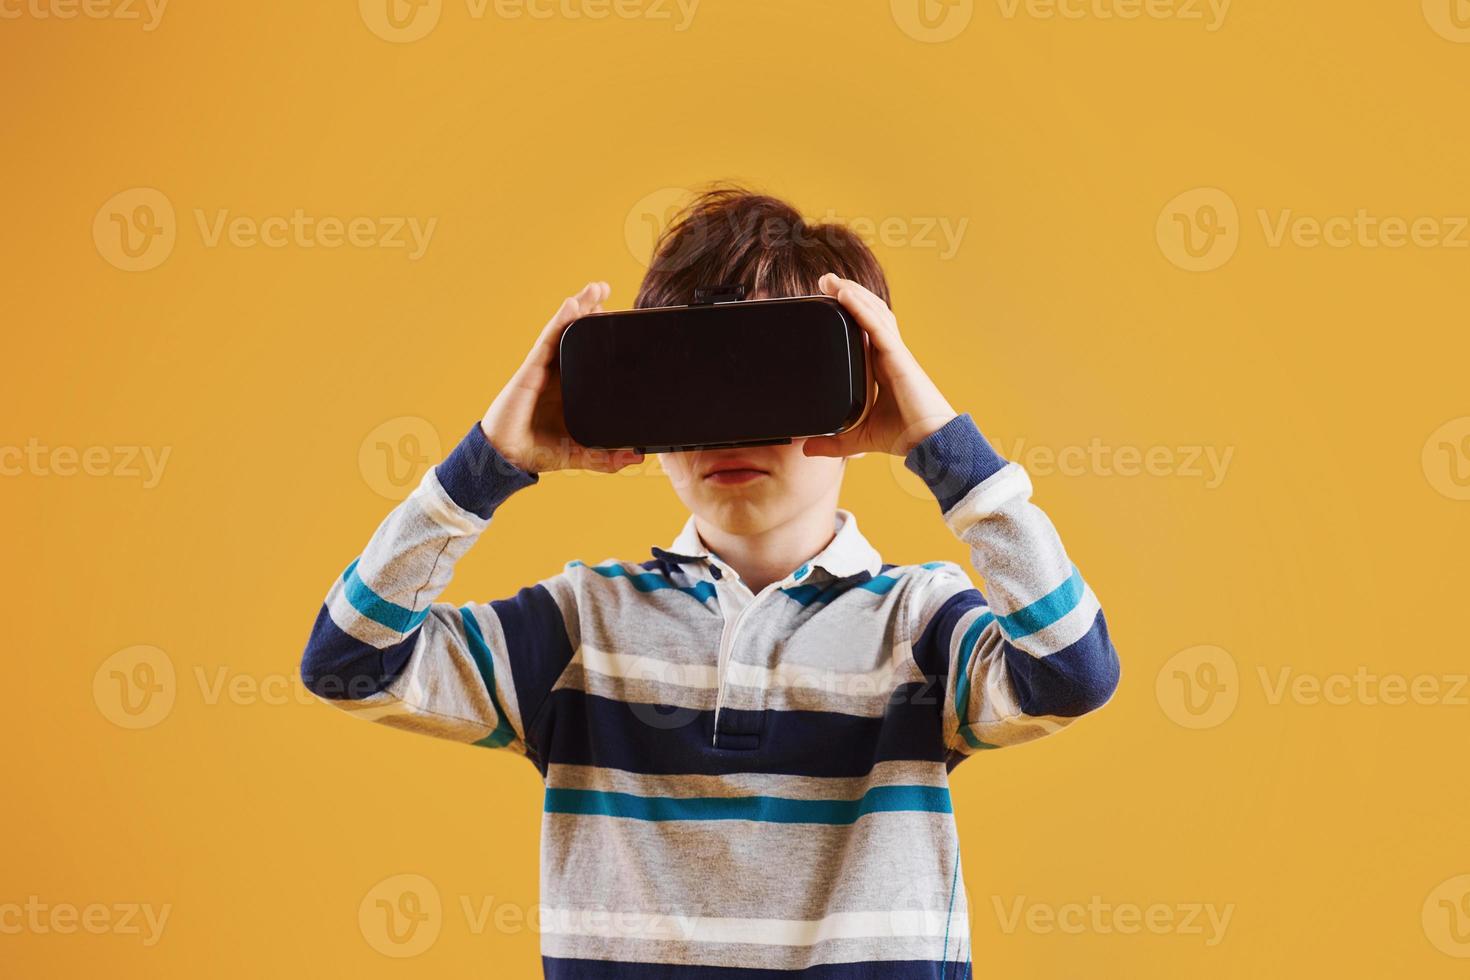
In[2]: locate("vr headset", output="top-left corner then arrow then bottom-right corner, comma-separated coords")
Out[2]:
558,287 -> 872,453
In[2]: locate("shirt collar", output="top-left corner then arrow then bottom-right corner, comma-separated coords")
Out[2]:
653,507 -> 884,581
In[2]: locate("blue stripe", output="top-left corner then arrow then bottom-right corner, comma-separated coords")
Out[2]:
299,603 -> 417,700
570,560 -> 716,604
778,577 -> 876,608
904,412 -> 1010,514
340,558 -> 431,634
1001,609 -> 1120,718
994,565 -> 1085,640
532,687 -> 948,777
458,607 -> 517,749
544,784 -> 951,825
950,610 -> 998,751
488,583 -> 576,764
779,583 -> 828,606
435,421 -> 539,519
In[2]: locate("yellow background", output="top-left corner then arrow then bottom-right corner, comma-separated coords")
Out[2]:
3,0 -> 1469,975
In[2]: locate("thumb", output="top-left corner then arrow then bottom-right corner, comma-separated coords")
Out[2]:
802,434 -> 858,458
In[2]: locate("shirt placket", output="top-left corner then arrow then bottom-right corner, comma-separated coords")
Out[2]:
706,556 -> 814,750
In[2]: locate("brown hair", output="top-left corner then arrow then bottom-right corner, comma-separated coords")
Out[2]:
634,186 -> 891,310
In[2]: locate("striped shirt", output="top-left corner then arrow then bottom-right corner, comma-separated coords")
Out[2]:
300,412 -> 1121,978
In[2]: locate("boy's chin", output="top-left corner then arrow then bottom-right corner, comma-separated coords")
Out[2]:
698,494 -> 782,534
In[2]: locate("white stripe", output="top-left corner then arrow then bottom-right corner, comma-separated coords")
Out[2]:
330,692 -> 399,717
413,467 -> 486,537
538,907 -> 969,946
944,461 -> 1031,533
579,646 -> 719,688
725,653 -> 904,698
578,643 -> 910,698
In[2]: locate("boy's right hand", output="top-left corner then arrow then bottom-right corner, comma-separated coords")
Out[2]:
480,281 -> 645,475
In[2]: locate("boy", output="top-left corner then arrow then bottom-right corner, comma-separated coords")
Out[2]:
301,187 -> 1120,978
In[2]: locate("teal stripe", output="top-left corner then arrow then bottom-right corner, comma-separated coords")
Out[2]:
952,610 -> 999,751
458,607 -> 516,749
941,848 -> 961,976
994,565 -> 1085,640
340,558 -> 430,634
570,561 -> 716,604
544,784 -> 952,825
857,573 -> 903,594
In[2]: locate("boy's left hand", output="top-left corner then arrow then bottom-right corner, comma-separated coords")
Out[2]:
803,274 -> 958,459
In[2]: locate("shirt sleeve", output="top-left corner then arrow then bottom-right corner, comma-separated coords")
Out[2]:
904,413 -> 1121,761
298,422 -> 578,767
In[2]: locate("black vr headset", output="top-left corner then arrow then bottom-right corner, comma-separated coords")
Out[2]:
558,286 -> 872,453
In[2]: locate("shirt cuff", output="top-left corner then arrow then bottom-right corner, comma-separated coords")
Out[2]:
434,422 -> 540,519
903,412 -> 1009,513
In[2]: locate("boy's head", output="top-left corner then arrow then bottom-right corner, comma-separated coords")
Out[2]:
638,186 -> 890,538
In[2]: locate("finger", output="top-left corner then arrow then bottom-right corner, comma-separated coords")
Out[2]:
525,282 -> 608,370
569,445 -> 645,473
819,274 -> 903,354
802,432 -> 861,458
574,280 -> 610,315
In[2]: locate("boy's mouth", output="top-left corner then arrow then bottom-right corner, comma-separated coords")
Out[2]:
703,458 -> 770,486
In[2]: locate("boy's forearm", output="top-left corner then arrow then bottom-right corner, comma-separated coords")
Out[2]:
299,422 -> 538,700
905,413 -> 1120,718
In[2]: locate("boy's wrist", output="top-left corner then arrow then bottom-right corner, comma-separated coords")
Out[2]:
436,421 -> 540,519
903,412 -> 1009,513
